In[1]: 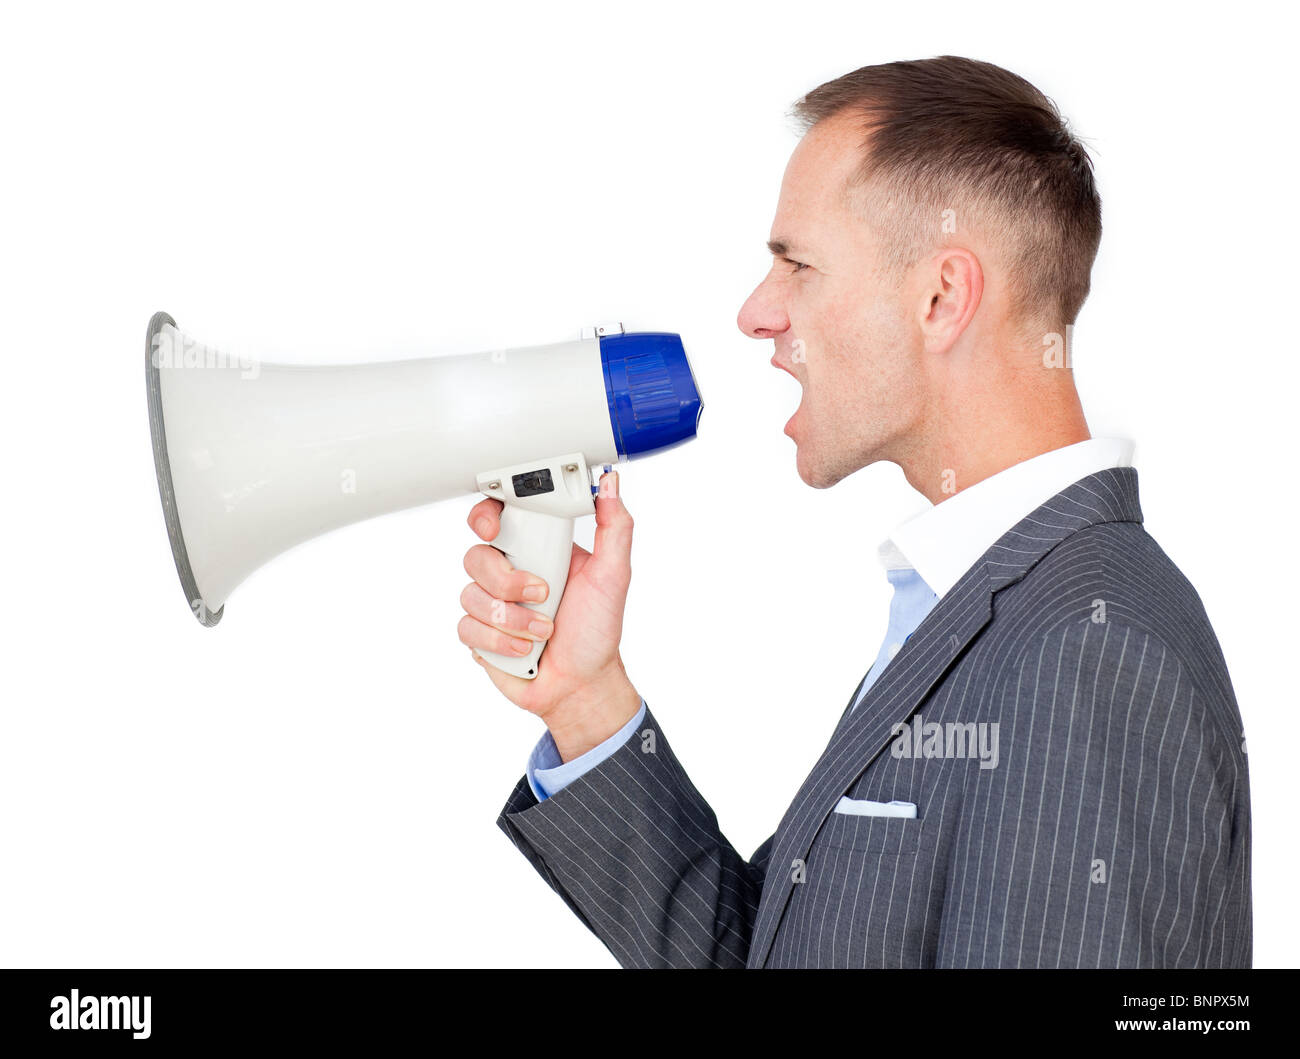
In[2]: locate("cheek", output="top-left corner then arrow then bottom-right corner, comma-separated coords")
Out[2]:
787,275 -> 844,341
855,300 -> 912,375
789,307 -> 843,377
795,281 -> 904,391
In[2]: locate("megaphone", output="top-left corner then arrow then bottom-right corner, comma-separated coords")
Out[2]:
144,311 -> 703,678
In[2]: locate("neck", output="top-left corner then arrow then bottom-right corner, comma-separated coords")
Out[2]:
898,375 -> 1091,505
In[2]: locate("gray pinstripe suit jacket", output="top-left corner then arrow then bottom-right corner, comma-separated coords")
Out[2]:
497,468 -> 1252,967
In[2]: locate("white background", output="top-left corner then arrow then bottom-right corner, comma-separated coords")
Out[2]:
2,0 -> 1296,968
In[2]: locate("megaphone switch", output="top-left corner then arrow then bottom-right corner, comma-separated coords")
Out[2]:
145,312 -> 703,679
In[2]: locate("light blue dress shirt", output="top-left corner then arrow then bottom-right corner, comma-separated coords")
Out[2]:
527,700 -> 647,801
847,565 -> 938,713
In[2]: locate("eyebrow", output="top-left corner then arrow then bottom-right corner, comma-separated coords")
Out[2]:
767,238 -> 805,258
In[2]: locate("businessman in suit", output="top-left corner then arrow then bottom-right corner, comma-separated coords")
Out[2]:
457,55 -> 1251,967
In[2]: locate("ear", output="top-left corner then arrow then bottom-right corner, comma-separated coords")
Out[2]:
917,247 -> 983,355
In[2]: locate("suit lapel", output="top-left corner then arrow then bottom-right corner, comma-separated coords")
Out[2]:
746,466 -> 1144,967
746,560 -> 994,967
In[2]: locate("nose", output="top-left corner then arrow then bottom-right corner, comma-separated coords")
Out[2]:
736,271 -> 790,341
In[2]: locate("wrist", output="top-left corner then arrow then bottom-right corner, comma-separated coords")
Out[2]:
545,665 -> 641,763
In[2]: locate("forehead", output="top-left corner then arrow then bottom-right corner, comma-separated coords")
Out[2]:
771,113 -> 867,250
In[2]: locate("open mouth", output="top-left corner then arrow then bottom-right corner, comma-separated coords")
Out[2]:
784,400 -> 801,436
771,355 -> 803,438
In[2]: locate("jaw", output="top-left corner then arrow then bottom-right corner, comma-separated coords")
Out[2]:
793,432 -> 843,490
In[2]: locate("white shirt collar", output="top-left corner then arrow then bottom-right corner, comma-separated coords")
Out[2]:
881,437 -> 1135,599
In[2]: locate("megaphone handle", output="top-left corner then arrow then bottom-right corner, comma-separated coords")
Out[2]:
475,504 -> 576,679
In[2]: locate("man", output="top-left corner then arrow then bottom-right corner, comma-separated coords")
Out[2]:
458,55 -> 1251,967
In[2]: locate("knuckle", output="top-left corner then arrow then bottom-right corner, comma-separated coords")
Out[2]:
463,543 -> 495,578
464,544 -> 520,598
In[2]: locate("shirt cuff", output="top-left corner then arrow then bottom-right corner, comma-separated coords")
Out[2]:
526,699 -> 647,802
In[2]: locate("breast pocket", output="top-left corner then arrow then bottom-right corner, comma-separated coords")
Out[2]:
819,801 -> 924,855
775,799 -> 931,966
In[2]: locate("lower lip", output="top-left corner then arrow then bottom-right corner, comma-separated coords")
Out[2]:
785,407 -> 798,435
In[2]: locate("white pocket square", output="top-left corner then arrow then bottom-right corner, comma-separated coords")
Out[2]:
833,796 -> 918,818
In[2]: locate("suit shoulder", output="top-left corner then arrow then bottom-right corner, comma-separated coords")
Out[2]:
985,520 -> 1244,759
997,522 -> 1224,673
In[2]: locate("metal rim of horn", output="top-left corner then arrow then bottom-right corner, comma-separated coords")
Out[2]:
145,310 -> 223,626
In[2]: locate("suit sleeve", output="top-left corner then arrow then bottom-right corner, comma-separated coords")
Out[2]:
497,703 -> 773,967
936,620 -> 1251,968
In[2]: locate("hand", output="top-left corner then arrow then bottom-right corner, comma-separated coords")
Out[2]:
458,469 -> 641,761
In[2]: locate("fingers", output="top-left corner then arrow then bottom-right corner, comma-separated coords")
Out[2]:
460,511 -> 553,662
459,580 -> 554,644
466,496 -> 504,541
463,543 -> 549,603
458,612 -> 539,659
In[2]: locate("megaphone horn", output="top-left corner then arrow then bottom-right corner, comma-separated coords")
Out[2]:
145,312 -> 703,678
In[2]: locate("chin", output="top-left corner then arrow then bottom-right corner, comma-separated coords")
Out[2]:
795,446 -> 842,490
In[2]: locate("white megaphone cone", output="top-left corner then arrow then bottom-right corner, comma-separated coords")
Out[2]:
145,312 -> 703,678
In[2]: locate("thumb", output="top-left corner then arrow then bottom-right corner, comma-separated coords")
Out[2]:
590,469 -> 633,574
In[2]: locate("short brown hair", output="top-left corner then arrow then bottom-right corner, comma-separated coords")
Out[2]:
791,55 -> 1102,327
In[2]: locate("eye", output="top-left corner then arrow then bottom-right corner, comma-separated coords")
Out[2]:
784,258 -> 809,273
